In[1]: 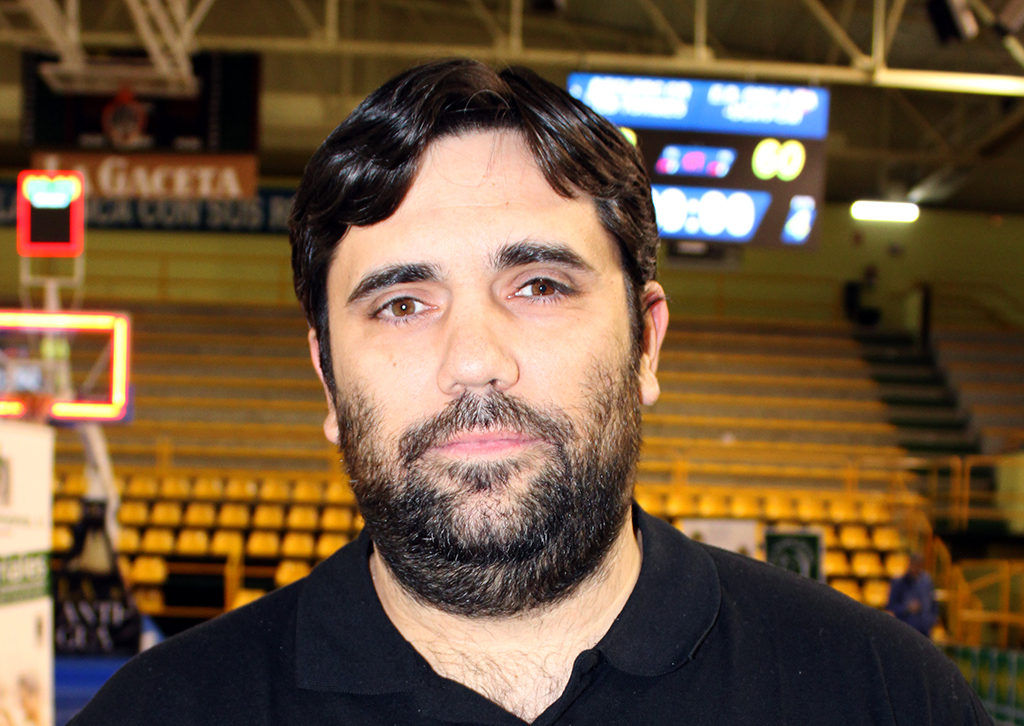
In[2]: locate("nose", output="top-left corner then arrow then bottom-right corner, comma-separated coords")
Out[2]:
436,299 -> 519,397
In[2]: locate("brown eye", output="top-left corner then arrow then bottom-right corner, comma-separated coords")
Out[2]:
387,298 -> 419,317
520,279 -> 558,298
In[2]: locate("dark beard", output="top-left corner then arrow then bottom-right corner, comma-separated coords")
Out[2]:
334,361 -> 642,617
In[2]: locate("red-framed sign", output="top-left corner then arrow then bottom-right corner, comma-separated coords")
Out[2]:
16,170 -> 86,258
0,311 -> 130,421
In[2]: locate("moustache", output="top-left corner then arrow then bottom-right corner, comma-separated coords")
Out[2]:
398,390 -> 575,467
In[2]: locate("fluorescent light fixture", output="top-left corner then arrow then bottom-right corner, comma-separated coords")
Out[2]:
850,200 -> 920,223
873,68 -> 1024,96
0,310 -> 131,422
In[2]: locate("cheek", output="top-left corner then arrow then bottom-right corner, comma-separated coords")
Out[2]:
332,339 -> 440,430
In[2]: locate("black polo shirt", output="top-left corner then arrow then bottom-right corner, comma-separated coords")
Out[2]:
71,508 -> 991,725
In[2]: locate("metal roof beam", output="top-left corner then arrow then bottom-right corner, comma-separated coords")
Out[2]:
884,0 -> 908,56
798,0 -> 872,69
284,0 -> 321,37
17,0 -> 86,67
636,0 -> 688,56
465,0 -> 504,47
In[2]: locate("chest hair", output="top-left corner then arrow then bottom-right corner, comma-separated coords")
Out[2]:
428,646 -> 575,723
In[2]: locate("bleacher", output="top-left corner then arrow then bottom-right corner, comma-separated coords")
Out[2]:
42,302 -> 942,625
936,329 -> 1024,455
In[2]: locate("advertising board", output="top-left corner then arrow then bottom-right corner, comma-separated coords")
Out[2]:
0,420 -> 55,726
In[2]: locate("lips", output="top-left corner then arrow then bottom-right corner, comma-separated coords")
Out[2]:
431,430 -> 540,457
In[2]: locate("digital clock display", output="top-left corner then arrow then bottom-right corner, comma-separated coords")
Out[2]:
568,74 -> 830,248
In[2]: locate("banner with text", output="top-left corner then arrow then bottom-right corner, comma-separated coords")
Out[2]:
0,420 -> 55,726
29,152 -> 258,200
0,181 -> 292,234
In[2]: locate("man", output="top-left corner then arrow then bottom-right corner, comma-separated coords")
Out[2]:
72,59 -> 990,725
887,553 -> 938,637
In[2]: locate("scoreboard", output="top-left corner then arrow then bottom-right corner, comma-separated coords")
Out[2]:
567,74 -> 830,248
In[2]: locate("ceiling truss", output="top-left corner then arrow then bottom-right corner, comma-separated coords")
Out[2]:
3,0 -> 1024,95
3,0 -> 1024,206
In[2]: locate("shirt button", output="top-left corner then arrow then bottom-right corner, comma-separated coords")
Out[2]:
579,651 -> 600,672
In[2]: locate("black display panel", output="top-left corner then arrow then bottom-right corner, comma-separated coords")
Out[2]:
568,74 -> 830,248
21,52 -> 260,153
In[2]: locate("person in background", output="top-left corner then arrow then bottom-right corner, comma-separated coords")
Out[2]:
886,553 -> 938,636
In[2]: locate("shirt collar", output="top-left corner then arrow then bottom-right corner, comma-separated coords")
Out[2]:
594,505 -> 721,676
294,504 -> 722,693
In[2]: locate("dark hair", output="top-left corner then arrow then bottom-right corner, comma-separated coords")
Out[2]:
289,58 -> 659,396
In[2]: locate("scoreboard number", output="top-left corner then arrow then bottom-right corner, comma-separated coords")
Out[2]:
751,139 -> 807,182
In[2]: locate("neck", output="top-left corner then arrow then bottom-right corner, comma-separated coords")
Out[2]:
369,512 -> 643,722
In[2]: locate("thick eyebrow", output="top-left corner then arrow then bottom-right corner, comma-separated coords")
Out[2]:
346,262 -> 444,305
492,240 -> 596,274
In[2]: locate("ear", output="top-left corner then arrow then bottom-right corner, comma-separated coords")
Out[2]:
638,281 -> 669,406
308,328 -> 340,446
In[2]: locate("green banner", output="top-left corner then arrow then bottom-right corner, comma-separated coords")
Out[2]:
0,551 -> 50,605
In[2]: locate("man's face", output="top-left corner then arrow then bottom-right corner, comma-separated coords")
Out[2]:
311,130 -> 665,616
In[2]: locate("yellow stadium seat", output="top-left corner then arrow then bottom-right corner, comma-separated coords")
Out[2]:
885,552 -> 911,579
176,529 -> 210,557
131,556 -> 168,585
230,589 -> 265,610
730,493 -> 761,519
183,502 -> 217,528
872,526 -> 902,551
321,507 -> 354,531
287,505 -> 319,531
149,501 -> 182,528
839,525 -> 872,550
210,530 -> 244,557
126,476 -> 159,499
697,493 -> 730,518
160,476 -> 192,500
316,533 -> 350,560
821,525 -> 839,549
830,578 -> 863,602
117,527 -> 140,554
863,579 -> 891,608
134,587 -> 164,614
225,477 -> 258,502
62,474 -> 88,497
53,498 -> 83,525
217,503 -> 250,529
192,477 -> 224,501
353,512 -> 364,530
851,551 -> 885,579
292,480 -> 323,504
764,494 -> 796,521
259,478 -> 291,503
253,504 -> 285,530
796,497 -> 827,523
275,560 -> 312,588
118,501 -> 149,527
247,531 -> 280,558
634,491 -> 664,515
140,528 -> 175,555
823,550 -> 850,577
861,499 -> 891,525
664,492 -> 696,517
325,480 -> 355,505
828,498 -> 859,524
282,532 -> 315,559
52,525 -> 74,553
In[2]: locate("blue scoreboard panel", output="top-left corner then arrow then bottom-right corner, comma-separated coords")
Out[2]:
568,74 -> 830,248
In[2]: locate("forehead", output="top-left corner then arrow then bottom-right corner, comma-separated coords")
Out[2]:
328,130 -> 621,288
